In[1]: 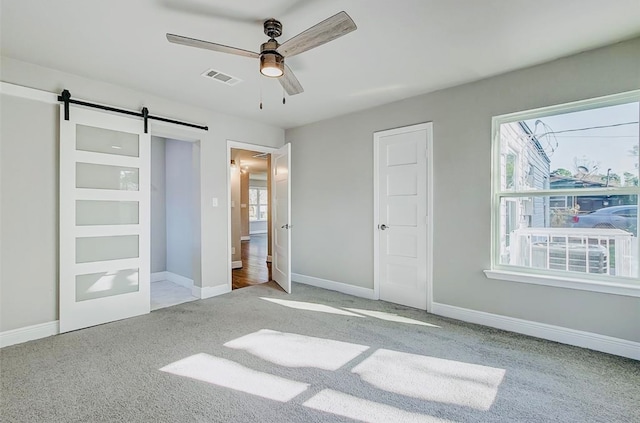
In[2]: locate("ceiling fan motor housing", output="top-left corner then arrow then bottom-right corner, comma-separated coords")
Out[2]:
260,40 -> 284,77
263,19 -> 283,39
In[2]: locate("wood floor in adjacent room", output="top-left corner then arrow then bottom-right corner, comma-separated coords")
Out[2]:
232,234 -> 271,290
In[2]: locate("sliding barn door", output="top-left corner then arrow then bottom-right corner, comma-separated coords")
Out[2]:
59,105 -> 150,333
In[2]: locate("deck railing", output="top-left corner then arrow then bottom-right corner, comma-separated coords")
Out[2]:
509,227 -> 636,277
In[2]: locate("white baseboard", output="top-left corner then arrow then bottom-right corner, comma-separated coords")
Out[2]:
250,230 -> 267,235
431,302 -> 640,360
152,271 -> 194,290
241,236 -> 251,241
232,260 -> 243,269
292,273 -> 377,300
266,255 -> 272,263
166,272 -> 194,289
192,284 -> 231,299
0,321 -> 60,348
151,271 -> 168,282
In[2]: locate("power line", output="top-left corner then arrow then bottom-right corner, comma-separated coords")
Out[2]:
536,121 -> 638,138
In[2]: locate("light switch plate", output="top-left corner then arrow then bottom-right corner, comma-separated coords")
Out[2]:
212,198 -> 218,207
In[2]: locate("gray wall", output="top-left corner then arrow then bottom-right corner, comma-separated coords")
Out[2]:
0,57 -> 283,332
165,139 -> 194,279
0,96 -> 59,331
286,37 -> 640,342
150,136 -> 167,273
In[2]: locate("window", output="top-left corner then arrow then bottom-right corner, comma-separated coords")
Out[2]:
249,187 -> 268,221
490,91 -> 639,291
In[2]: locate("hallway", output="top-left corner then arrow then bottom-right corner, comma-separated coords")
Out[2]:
232,234 -> 271,289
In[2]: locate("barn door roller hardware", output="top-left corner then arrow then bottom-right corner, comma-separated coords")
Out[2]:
58,89 -> 208,133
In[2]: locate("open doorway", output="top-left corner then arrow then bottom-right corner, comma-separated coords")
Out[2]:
150,136 -> 199,309
230,148 -> 273,290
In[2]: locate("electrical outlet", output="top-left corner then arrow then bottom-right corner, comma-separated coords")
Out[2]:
231,247 -> 236,254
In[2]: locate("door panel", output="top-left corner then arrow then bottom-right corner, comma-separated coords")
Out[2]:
375,124 -> 429,310
272,143 -> 291,293
75,269 -> 139,301
76,163 -> 140,190
60,105 -> 150,333
76,200 -> 139,225
76,124 -> 140,156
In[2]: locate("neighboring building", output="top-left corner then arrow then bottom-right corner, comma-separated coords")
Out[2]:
499,122 -> 550,263
549,175 -> 636,213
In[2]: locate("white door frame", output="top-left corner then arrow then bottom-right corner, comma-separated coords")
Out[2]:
227,140 -> 278,291
373,122 -> 434,312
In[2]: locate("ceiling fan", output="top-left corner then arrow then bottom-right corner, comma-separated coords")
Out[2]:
166,11 -> 357,96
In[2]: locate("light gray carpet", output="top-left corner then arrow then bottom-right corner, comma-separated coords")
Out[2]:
1,282 -> 638,422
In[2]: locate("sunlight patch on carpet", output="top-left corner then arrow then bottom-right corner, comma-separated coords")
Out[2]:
224,329 -> 369,371
160,353 -> 309,402
260,297 -> 364,317
303,389 -> 454,423
344,308 -> 441,327
351,349 -> 505,410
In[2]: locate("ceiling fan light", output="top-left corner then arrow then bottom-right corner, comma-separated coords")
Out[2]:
260,53 -> 284,78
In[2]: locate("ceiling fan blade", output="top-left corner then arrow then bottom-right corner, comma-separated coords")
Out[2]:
277,11 -> 357,58
166,33 -> 259,58
279,65 -> 304,96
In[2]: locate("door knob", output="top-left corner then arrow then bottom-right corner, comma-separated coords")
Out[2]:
379,224 -> 388,230
281,224 -> 290,229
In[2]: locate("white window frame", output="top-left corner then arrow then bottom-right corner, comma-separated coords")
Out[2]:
249,186 -> 268,222
486,90 -> 640,298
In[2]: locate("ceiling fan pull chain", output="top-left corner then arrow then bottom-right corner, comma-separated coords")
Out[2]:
259,80 -> 263,110
283,87 -> 286,105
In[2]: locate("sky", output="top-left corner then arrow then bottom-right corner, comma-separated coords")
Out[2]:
522,101 -> 639,183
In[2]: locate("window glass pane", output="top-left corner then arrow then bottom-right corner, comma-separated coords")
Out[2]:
259,205 -> 268,220
249,189 -> 258,205
504,152 -> 516,190
76,200 -> 139,225
249,205 -> 257,221
76,163 -> 139,190
498,195 -> 638,278
499,102 -> 639,192
76,125 -> 139,157
76,235 -> 139,263
260,188 -> 269,206
76,269 -> 139,301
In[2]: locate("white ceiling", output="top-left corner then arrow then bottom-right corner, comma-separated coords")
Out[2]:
2,0 -> 639,129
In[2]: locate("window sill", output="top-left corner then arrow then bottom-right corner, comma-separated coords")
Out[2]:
484,269 -> 640,298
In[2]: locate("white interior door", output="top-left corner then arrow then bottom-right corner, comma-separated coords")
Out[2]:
375,124 -> 430,310
60,105 -> 150,333
272,143 -> 291,293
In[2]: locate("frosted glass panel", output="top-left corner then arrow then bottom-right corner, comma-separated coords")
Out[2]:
76,235 -> 139,263
76,125 -> 139,157
76,269 -> 139,301
76,200 -> 139,225
76,163 -> 139,190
